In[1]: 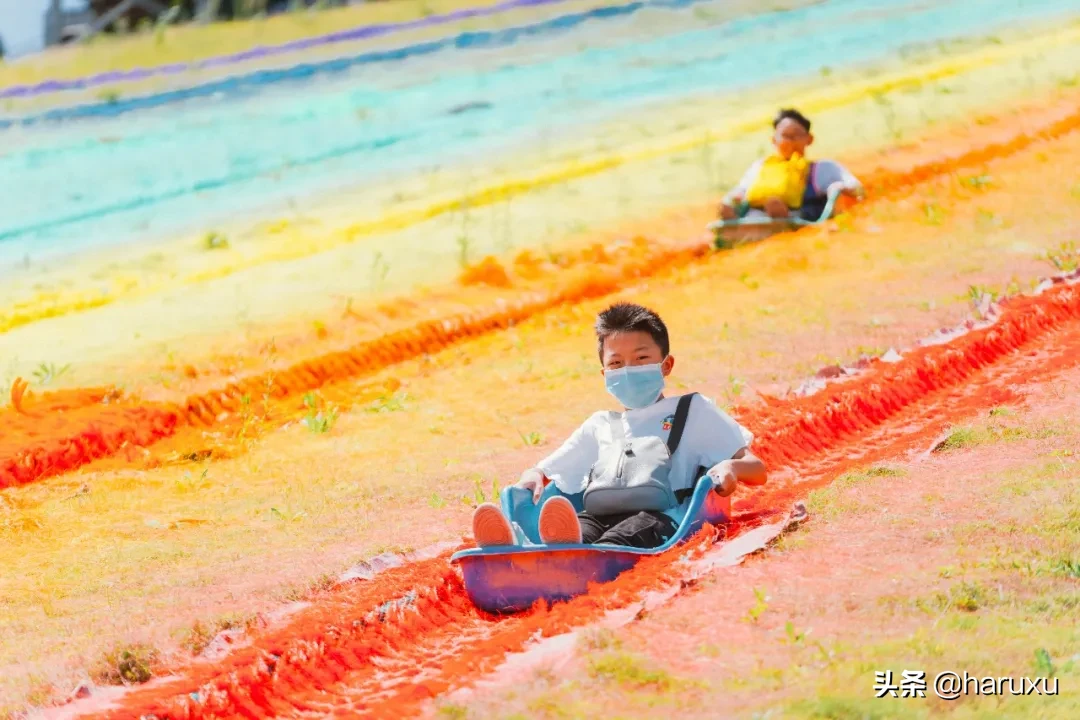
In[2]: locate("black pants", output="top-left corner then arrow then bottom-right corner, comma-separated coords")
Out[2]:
578,510 -> 678,548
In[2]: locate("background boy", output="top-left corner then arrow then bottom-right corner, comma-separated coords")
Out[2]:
719,108 -> 864,222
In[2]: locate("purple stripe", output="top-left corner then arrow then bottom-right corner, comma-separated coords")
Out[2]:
0,0 -> 568,100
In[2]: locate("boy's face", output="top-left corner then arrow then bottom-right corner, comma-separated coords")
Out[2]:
773,117 -> 813,159
600,331 -> 674,375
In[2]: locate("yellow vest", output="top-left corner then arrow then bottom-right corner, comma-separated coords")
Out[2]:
745,153 -> 810,209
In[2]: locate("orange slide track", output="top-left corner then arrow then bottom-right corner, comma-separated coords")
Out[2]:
74,276 -> 1080,719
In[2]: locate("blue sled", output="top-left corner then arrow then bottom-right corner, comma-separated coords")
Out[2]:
450,476 -> 731,614
708,183 -> 842,250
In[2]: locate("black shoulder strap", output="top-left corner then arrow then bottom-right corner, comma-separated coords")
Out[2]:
666,393 -> 697,456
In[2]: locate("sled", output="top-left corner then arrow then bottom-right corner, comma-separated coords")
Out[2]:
450,474 -> 730,614
708,183 -> 843,250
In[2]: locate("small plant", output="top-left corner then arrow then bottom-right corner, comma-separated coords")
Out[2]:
1042,240 -> 1079,273
32,362 -> 71,386
428,492 -> 446,509
203,232 -> 229,250
967,284 -> 997,320
588,651 -> 673,690
870,92 -> 901,140
366,391 -> 408,414
175,468 -> 210,493
922,202 -> 946,225
303,407 -> 338,434
456,235 -> 472,268
1052,558 -> 1080,579
745,587 -> 769,623
370,251 -> 390,290
783,620 -> 806,644
950,581 -> 987,612
960,174 -> 993,189
724,374 -> 746,403
519,430 -> 543,446
97,88 -> 122,105
1035,648 -> 1055,677
92,644 -> 158,685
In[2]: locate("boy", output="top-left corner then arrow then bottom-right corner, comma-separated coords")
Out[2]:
719,108 -> 864,222
472,303 -> 767,548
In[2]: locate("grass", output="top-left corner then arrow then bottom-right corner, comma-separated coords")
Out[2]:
805,466 -> 905,521
91,643 -> 158,685
181,612 -> 255,655
933,419 -> 1060,452
5,72 -> 1080,709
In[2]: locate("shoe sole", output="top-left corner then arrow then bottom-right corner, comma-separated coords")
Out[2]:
473,503 -> 514,547
539,497 -> 582,545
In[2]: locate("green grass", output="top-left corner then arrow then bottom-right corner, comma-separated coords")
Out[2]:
805,466 -> 906,521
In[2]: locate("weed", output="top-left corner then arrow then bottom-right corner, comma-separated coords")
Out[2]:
97,89 -> 122,105
588,651 -> 674,690
466,477 -> 502,506
745,587 -> 769,623
989,406 -> 1014,417
865,465 -> 905,477
967,284 -> 997,319
32,362 -> 71,386
436,703 -> 469,720
1052,558 -> 1080,579
182,613 -> 252,655
270,506 -> 307,522
92,644 -> 158,685
175,468 -> 211,493
202,232 -> 229,250
428,492 -> 446,509
366,391 -> 408,414
870,92 -> 901,140
784,621 -> 807,645
519,430 -> 544,446
960,174 -> 993,189
739,272 -> 761,290
1035,648 -> 1055,677
580,627 -> 621,652
302,408 -> 338,434
1042,240 -> 1079,273
921,202 -> 946,225
950,581 -> 988,612
370,251 -> 390,290
456,235 -> 472,268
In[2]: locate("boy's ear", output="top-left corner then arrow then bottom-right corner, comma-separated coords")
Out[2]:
807,132 -> 815,146
661,355 -> 675,376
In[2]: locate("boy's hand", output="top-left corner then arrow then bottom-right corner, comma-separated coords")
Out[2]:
719,202 -> 739,220
516,468 -> 546,503
707,461 -> 739,497
763,196 -> 789,219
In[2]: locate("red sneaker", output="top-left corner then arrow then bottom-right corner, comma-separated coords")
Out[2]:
538,496 -> 582,545
472,503 -> 514,547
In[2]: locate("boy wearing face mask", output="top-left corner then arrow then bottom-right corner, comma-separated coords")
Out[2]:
472,303 -> 767,548
719,108 -> 864,222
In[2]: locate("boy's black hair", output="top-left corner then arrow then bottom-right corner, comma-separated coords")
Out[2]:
595,303 -> 670,360
773,108 -> 811,132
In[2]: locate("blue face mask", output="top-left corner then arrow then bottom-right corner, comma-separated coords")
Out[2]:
604,362 -> 666,409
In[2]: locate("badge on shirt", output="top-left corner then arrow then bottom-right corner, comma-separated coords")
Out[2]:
662,414 -> 675,431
